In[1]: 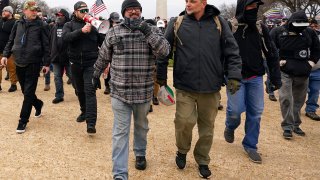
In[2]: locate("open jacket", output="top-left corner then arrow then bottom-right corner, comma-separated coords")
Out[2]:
3,17 -> 50,66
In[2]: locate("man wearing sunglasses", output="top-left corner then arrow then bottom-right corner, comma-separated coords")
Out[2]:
63,1 -> 104,135
93,0 -> 170,179
1,0 -> 50,134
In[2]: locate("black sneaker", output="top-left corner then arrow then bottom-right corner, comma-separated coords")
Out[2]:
175,151 -> 186,169
268,94 -> 277,101
76,113 -> 86,122
244,148 -> 262,164
0,85 -> 2,91
149,105 -> 153,112
153,96 -> 159,105
35,100 -> 44,117
67,78 -> 72,85
87,124 -> 96,134
224,127 -> 234,143
305,112 -> 320,121
283,130 -> 293,139
8,84 -> 17,92
293,127 -> 305,136
135,156 -> 147,170
16,121 -> 27,134
52,97 -> 64,104
198,165 -> 212,179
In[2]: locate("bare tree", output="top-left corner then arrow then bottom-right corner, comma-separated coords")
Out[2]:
219,3 -> 236,20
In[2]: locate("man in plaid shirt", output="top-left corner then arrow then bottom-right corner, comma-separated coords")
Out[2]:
92,0 -> 170,179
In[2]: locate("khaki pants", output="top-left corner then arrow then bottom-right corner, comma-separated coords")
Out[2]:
175,89 -> 220,165
0,54 -> 18,85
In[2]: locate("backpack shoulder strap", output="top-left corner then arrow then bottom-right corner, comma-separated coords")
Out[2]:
173,15 -> 184,52
213,16 -> 222,36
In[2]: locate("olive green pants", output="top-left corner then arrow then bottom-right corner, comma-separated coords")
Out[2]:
175,89 -> 220,165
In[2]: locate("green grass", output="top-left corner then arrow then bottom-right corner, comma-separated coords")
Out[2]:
169,59 -> 174,67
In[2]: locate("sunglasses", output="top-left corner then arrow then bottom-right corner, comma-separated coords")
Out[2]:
126,7 -> 141,13
78,9 -> 89,14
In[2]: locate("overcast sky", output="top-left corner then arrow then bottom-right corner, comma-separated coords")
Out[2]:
45,0 -> 237,19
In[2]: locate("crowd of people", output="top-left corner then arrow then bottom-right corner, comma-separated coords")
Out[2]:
0,0 -> 320,179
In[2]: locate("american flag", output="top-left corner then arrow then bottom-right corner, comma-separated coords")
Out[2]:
90,0 -> 107,16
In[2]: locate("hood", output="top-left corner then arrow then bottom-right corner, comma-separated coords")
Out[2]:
235,0 -> 264,22
56,9 -> 70,22
287,11 -> 308,27
178,4 -> 220,19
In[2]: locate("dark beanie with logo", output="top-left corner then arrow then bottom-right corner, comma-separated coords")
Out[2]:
121,0 -> 142,16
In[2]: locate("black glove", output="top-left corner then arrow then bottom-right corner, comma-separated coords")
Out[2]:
266,81 -> 282,94
156,79 -> 167,87
227,79 -> 241,95
136,21 -> 152,36
92,77 -> 101,90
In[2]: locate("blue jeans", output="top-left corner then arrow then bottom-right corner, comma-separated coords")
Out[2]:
225,76 -> 264,150
305,69 -> 320,113
52,63 -> 71,99
111,98 -> 150,180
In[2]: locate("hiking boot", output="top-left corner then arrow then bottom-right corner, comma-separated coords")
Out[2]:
153,96 -> 159,105
67,78 -> 72,85
244,148 -> 262,164
76,113 -> 86,123
218,103 -> 223,110
35,100 -> 44,117
44,84 -> 50,91
104,85 -> 110,95
52,97 -> 64,104
224,128 -> 234,143
175,151 -> 186,169
293,127 -> 305,136
198,165 -> 212,179
149,105 -> 153,112
305,112 -> 320,121
268,94 -> 277,101
8,84 -> 17,92
283,130 -> 293,139
87,124 -> 96,134
16,121 -> 27,134
135,156 -> 147,170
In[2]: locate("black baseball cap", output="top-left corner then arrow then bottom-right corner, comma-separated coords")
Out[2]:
74,1 -> 87,10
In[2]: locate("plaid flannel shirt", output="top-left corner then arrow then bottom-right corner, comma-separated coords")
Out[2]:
94,23 -> 170,104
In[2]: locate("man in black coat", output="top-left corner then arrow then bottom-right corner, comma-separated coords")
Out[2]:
270,11 -> 320,139
63,1 -> 104,135
0,6 -> 18,92
1,0 -> 50,134
49,9 -> 71,104
224,0 -> 281,164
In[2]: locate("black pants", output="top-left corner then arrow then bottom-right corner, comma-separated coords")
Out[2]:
71,63 -> 97,125
16,63 -> 43,123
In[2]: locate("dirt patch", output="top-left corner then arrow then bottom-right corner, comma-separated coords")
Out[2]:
0,69 -> 319,179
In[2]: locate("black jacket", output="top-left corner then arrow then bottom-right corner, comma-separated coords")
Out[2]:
62,17 -> 104,67
3,17 -> 50,66
0,18 -> 15,53
157,5 -> 242,93
270,11 -> 320,77
49,10 -> 70,65
234,0 -> 281,86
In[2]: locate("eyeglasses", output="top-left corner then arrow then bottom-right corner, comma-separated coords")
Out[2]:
126,7 -> 141,13
78,9 -> 89,14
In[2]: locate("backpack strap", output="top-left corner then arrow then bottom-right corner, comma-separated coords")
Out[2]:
173,15 -> 184,52
213,16 -> 222,36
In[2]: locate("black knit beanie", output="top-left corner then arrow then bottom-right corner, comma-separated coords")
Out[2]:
121,0 -> 142,16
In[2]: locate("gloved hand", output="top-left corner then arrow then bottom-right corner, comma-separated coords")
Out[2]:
227,79 -> 241,95
136,21 -> 152,36
156,79 -> 167,87
92,77 -> 101,90
266,82 -> 281,93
